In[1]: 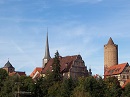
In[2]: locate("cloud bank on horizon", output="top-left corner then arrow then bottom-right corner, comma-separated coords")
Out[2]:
0,0 -> 130,76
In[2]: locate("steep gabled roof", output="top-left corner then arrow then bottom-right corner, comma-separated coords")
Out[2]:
30,67 -> 42,77
104,63 -> 128,76
42,55 -> 80,74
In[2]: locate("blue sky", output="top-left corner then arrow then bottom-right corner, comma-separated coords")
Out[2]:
0,0 -> 130,76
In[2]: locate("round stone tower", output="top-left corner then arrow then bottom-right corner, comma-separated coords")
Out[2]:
104,37 -> 118,73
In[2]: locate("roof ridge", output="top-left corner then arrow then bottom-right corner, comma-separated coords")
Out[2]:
104,62 -> 128,76
62,55 -> 78,57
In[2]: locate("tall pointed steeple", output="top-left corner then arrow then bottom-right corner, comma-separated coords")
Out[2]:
42,31 -> 51,68
44,31 -> 51,59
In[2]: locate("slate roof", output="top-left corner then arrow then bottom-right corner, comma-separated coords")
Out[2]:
104,63 -> 128,76
42,55 -> 81,74
3,61 -> 14,68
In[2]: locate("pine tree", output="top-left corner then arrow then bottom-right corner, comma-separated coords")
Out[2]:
52,51 -> 62,82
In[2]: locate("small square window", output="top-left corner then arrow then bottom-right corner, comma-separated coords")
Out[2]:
127,75 -> 129,79
123,75 -> 125,79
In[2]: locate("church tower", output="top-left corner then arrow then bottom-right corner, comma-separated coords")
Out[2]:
104,37 -> 118,72
42,32 -> 51,68
3,60 -> 15,73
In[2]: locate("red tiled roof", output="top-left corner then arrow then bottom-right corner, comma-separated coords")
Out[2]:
104,63 -> 128,76
16,71 -> 26,76
30,67 -> 42,77
42,55 -> 79,74
93,74 -> 99,78
9,71 -> 26,76
122,79 -> 130,88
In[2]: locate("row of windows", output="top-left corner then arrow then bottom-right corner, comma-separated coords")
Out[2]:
71,67 -> 85,72
122,75 -> 129,79
125,70 -> 129,73
114,75 -> 129,80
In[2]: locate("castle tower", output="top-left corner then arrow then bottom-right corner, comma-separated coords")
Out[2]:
104,37 -> 118,72
42,32 -> 51,68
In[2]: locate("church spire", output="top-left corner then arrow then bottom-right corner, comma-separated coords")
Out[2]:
44,32 -> 51,59
107,37 -> 114,45
42,31 -> 51,68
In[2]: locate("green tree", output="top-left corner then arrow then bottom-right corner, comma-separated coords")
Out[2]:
43,51 -> 62,97
104,76 -> 122,97
71,77 -> 91,97
96,76 -> 106,97
32,77 -> 52,97
0,68 -> 8,94
18,76 -> 34,97
0,75 -> 34,97
0,68 -> 8,82
0,76 -> 16,97
48,81 -> 62,97
84,76 -> 103,97
52,51 -> 62,82
72,76 -> 106,97
60,78 -> 76,97
122,83 -> 130,97
48,78 -> 76,97
33,77 -> 44,97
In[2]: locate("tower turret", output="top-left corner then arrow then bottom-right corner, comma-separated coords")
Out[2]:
42,32 -> 51,68
88,68 -> 92,76
104,37 -> 118,73
3,60 -> 15,73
